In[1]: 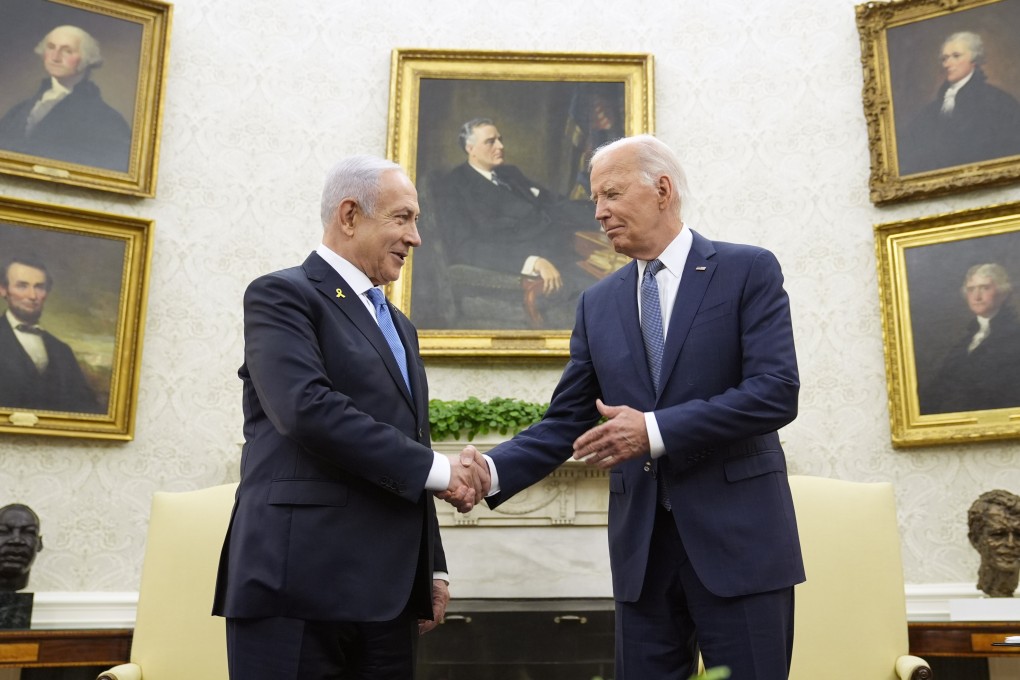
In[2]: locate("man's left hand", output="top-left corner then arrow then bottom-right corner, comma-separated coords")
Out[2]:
572,399 -> 649,469
418,579 -> 450,635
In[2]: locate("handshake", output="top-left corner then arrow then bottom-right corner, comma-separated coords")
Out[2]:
436,445 -> 490,513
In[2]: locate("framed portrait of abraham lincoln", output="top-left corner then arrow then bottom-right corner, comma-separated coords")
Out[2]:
857,0 -> 1020,204
386,49 -> 654,357
0,196 -> 153,440
0,0 -> 172,197
875,200 -> 1020,447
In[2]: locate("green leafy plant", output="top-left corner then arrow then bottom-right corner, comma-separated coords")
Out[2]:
428,397 -> 548,441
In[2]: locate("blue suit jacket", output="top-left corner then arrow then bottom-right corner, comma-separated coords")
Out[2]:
487,230 -> 805,600
213,252 -> 444,622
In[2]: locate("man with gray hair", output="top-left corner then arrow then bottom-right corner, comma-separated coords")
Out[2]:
453,134 -> 804,679
213,155 -> 490,678
899,30 -> 1020,174
921,262 -> 1020,413
0,25 -> 131,171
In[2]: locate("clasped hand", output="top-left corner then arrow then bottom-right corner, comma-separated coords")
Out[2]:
435,445 -> 490,513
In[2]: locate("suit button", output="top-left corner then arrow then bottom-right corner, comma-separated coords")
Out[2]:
643,462 -> 651,472
418,428 -> 424,439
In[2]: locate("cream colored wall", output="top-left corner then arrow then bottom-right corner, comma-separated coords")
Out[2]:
2,0 -> 1019,597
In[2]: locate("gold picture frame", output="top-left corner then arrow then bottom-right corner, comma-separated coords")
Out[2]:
0,195 -> 153,439
386,49 -> 654,357
856,0 -> 1020,204
875,200 -> 1020,446
0,0 -> 172,197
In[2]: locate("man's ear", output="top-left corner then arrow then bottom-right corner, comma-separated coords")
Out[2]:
337,198 -> 359,236
656,175 -> 673,209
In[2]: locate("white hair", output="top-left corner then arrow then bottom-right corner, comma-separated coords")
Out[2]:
320,155 -> 403,227
589,134 -> 690,220
35,25 -> 103,70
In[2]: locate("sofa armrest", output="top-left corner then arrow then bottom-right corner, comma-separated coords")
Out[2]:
895,654 -> 932,680
96,662 -> 141,680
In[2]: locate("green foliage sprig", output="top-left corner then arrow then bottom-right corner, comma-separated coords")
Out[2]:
428,397 -> 548,441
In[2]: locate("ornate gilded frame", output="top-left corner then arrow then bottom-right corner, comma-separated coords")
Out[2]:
386,49 -> 654,357
857,0 -> 1020,204
0,195 -> 153,439
875,201 -> 1020,446
0,0 -> 172,197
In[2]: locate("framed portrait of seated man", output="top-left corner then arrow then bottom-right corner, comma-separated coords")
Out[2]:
386,49 -> 653,358
0,195 -> 153,440
0,0 -> 172,197
875,201 -> 1020,446
857,0 -> 1020,204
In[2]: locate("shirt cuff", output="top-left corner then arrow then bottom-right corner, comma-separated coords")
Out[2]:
433,571 -> 450,584
522,255 -> 540,276
425,451 -> 451,491
645,411 -> 666,459
482,454 -> 500,496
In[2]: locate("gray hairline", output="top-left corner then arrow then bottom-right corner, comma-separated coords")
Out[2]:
319,155 -> 404,227
35,25 -> 103,70
962,263 -> 1012,297
458,117 -> 496,153
943,31 -> 985,65
588,134 -> 689,220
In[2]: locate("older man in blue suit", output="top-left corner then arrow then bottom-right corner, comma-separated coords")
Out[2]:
454,135 -> 804,679
213,155 -> 490,679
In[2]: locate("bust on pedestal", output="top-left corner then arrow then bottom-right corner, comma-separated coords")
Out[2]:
0,503 -> 43,628
968,490 -> 1020,598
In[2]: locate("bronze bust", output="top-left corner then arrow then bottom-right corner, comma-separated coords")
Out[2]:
968,490 -> 1020,597
0,504 -> 43,592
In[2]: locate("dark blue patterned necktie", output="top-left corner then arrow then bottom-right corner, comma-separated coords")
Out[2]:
366,288 -> 410,392
641,259 -> 672,510
641,259 -> 666,391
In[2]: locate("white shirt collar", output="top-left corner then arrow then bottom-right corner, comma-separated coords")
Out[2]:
315,243 -> 375,297
639,225 -> 693,278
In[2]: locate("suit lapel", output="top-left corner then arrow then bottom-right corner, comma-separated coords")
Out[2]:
302,253 -> 416,411
659,231 -> 717,396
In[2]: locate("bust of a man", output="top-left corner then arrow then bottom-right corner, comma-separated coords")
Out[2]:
968,490 -> 1020,597
0,504 -> 43,592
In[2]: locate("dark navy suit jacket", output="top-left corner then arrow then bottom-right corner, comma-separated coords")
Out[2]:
213,252 -> 445,622
487,230 -> 805,601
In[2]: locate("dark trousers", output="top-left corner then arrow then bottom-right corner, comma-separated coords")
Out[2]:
615,506 -> 796,680
226,612 -> 419,680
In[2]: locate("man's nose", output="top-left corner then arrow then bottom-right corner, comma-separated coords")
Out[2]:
406,224 -> 422,248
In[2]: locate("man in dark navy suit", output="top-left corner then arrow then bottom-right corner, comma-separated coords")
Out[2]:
213,155 -> 489,679
436,117 -> 598,327
451,135 -> 804,679
0,256 -> 101,414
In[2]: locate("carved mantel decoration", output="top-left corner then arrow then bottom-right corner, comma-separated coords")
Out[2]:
432,439 -> 609,527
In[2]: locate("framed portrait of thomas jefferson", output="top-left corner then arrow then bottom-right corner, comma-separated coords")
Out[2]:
857,0 -> 1020,204
875,201 -> 1020,447
0,0 -> 172,197
386,49 -> 653,358
0,195 -> 153,440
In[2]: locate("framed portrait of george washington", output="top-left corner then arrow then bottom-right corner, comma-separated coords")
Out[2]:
857,0 -> 1020,204
0,0 -> 172,197
0,195 -> 153,440
875,200 -> 1020,447
386,48 -> 654,358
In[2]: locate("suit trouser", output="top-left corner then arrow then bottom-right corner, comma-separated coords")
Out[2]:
226,612 -> 419,680
615,505 -> 795,680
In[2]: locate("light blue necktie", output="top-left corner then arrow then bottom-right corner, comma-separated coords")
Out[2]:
641,259 -> 671,510
366,287 -> 411,392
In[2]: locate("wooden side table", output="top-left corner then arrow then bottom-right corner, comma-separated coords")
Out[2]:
909,621 -> 1020,658
0,629 -> 131,669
